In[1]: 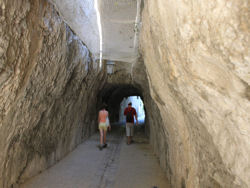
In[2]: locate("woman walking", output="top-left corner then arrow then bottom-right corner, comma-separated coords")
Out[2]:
98,105 -> 111,150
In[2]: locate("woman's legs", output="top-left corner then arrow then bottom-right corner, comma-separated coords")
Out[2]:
99,127 -> 108,149
99,129 -> 104,145
103,130 -> 107,145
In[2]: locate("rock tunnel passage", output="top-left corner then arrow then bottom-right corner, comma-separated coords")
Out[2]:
20,126 -> 170,188
97,84 -> 144,123
0,0 -> 250,188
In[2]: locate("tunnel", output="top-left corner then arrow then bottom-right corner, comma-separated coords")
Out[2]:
97,84 -> 143,122
0,0 -> 249,188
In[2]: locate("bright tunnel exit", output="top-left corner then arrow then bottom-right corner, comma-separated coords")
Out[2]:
119,96 -> 145,124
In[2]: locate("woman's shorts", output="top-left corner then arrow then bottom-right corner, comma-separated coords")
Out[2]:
99,122 -> 107,131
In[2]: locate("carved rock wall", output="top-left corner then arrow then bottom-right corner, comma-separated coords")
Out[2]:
1,0 -> 249,187
0,0 -> 104,187
140,0 -> 250,187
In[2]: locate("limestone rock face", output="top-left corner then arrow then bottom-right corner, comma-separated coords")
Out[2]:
49,0 -> 100,58
0,0 -> 104,187
140,0 -> 250,187
1,0 -> 249,187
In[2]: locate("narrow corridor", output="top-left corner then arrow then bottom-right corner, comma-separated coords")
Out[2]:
20,126 -> 170,188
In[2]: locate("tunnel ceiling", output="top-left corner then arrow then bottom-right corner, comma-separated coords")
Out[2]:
50,0 -> 140,63
100,84 -> 142,105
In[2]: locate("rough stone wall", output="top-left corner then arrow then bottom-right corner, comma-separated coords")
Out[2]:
0,0 -> 104,187
140,0 -> 250,187
49,0 -> 100,58
132,57 -> 170,176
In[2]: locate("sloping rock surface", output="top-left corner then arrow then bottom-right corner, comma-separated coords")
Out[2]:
140,0 -> 250,187
0,0 -> 104,187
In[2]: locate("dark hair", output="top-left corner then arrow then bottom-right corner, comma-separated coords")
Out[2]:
100,104 -> 107,110
128,102 -> 132,105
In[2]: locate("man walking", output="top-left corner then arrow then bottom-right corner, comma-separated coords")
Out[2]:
124,102 -> 138,145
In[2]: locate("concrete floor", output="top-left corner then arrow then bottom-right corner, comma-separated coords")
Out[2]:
20,126 -> 170,188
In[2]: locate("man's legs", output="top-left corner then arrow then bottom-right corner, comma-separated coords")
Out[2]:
126,123 -> 130,144
130,125 -> 134,144
126,123 -> 134,144
127,136 -> 131,144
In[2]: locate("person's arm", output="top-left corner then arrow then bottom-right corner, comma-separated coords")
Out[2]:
135,114 -> 138,125
98,112 -> 100,123
124,108 -> 127,116
107,112 -> 111,131
134,109 -> 138,125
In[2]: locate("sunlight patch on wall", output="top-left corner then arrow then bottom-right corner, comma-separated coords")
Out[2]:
94,0 -> 103,68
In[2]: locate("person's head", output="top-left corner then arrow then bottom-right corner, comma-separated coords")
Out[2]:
101,104 -> 107,110
128,102 -> 132,107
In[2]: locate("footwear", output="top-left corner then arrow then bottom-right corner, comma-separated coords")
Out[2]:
103,143 -> 107,148
98,145 -> 103,150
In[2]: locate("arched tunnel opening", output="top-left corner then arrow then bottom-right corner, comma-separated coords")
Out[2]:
119,96 -> 145,125
97,84 -> 146,126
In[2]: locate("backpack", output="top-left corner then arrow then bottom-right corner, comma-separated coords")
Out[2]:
126,109 -> 134,122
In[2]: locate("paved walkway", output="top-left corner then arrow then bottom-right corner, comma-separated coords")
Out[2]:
20,126 -> 170,188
